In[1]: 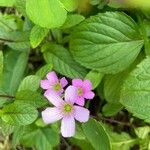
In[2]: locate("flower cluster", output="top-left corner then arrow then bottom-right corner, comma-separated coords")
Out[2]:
40,71 -> 95,137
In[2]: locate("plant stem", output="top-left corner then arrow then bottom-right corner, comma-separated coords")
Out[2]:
0,95 -> 15,99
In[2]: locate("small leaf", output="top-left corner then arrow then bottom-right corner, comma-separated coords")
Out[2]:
70,12 -> 144,74
120,57 -> 150,122
42,43 -> 87,79
85,70 -> 104,89
36,64 -> 53,79
1,103 -> 38,125
18,75 -> 40,92
26,0 -> 67,28
60,0 -> 78,11
62,14 -> 85,29
30,25 -> 49,48
0,50 -> 28,95
82,118 -> 111,150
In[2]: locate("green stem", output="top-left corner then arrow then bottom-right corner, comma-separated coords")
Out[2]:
0,95 -> 15,99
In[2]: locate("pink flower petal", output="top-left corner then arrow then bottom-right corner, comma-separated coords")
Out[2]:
42,107 -> 62,124
61,116 -> 75,137
40,80 -> 50,89
44,90 -> 64,107
46,71 -> 58,84
75,97 -> 85,106
82,80 -> 92,91
74,106 -> 90,122
60,77 -> 68,88
65,86 -> 77,104
72,79 -> 83,87
84,91 -> 95,99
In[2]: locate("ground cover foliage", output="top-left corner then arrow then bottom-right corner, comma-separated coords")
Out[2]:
0,0 -> 150,150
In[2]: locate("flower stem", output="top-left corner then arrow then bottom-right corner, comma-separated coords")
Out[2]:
0,95 -> 15,99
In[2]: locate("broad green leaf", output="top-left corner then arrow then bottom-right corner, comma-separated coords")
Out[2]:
0,0 -> 15,7
82,119 -> 111,150
14,0 -> 26,15
60,0 -> 78,11
70,12 -> 144,74
15,90 -> 47,108
120,57 -> 150,122
0,51 -> 3,83
18,75 -> 40,92
85,70 -> 104,89
42,44 -> 87,79
0,50 -> 28,95
1,103 -> 38,125
62,14 -> 85,29
30,25 -> 49,48
26,0 -> 67,28
21,125 -> 59,150
36,64 -> 52,79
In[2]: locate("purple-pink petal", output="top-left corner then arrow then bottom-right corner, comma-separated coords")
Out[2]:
60,77 -> 68,87
84,91 -> 95,99
42,107 -> 63,124
82,80 -> 92,91
75,97 -> 85,106
46,71 -> 58,84
61,116 -> 75,137
40,80 -> 50,89
72,79 -> 83,87
74,106 -> 90,122
44,90 -> 64,107
65,86 -> 77,104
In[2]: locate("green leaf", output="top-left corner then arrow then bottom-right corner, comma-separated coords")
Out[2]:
60,0 -> 78,11
0,13 -> 17,31
0,28 -> 30,51
105,125 -> 137,150
120,57 -> 150,122
0,51 -> 3,83
82,118 -> 111,150
0,50 -> 28,95
15,90 -> 47,108
85,70 -> 104,89
102,103 -> 123,117
18,75 -> 40,92
21,125 -> 59,150
30,25 -> 49,48
135,126 -> 150,139
0,119 -> 15,136
26,0 -> 67,28
0,0 -> 15,7
42,43 -> 87,79
62,14 -> 85,29
36,64 -> 52,79
1,103 -> 38,125
70,12 -> 144,74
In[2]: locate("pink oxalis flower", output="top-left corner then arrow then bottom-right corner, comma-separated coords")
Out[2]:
40,71 -> 68,95
72,79 -> 95,106
42,86 -> 90,137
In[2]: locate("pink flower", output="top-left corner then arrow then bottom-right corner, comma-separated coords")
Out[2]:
72,79 -> 95,106
40,71 -> 68,95
42,86 -> 90,137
